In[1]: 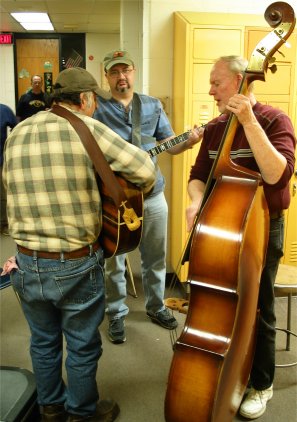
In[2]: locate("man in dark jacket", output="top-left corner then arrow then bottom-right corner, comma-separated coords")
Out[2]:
16,74 -> 50,122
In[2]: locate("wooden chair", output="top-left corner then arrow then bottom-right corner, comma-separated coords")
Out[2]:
274,264 -> 297,367
126,255 -> 138,298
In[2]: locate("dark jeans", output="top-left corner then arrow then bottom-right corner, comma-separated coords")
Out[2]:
251,216 -> 284,390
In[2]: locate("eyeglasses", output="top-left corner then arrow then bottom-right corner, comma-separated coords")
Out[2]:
107,68 -> 134,78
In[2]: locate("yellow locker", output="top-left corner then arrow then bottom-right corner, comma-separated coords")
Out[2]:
171,12 -> 297,282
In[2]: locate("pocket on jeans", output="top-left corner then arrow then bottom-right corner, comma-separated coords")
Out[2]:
10,269 -> 25,297
55,264 -> 103,304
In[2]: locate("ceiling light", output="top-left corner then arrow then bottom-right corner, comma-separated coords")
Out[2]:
10,12 -> 54,31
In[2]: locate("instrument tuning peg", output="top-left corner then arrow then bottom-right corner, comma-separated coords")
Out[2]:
276,49 -> 285,58
268,64 -> 277,73
268,56 -> 276,63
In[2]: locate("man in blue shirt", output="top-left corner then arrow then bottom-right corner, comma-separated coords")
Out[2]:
93,50 -> 202,344
0,103 -> 16,234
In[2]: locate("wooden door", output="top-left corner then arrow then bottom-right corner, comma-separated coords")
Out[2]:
16,39 -> 59,98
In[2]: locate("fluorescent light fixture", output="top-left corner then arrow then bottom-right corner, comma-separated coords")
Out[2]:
11,12 -> 54,31
20,22 -> 54,30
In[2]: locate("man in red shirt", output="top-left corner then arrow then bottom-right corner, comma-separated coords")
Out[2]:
187,55 -> 296,420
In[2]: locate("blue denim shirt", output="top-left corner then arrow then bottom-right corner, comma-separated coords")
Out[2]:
93,93 -> 174,196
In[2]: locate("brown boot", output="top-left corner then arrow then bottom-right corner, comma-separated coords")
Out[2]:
68,399 -> 120,421
40,404 -> 68,421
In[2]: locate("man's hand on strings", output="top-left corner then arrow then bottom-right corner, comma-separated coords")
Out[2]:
226,94 -> 256,126
186,124 -> 205,149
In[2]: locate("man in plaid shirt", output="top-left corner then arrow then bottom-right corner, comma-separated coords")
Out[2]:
3,67 -> 155,422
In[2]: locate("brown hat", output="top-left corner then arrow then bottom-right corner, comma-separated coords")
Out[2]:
103,50 -> 134,71
53,67 -> 111,99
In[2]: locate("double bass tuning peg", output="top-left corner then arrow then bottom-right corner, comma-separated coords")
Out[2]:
268,64 -> 277,73
267,56 -> 277,74
276,49 -> 285,58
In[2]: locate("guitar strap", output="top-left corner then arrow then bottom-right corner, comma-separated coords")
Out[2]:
50,105 -> 141,234
131,93 -> 142,147
131,93 -> 160,184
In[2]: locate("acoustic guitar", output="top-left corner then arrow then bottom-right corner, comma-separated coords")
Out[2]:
100,131 -> 194,257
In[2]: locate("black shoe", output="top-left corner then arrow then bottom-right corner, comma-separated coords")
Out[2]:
147,308 -> 178,330
108,317 -> 126,344
40,404 -> 68,421
97,399 -> 120,422
68,399 -> 120,421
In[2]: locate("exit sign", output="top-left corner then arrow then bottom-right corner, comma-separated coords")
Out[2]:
0,33 -> 14,45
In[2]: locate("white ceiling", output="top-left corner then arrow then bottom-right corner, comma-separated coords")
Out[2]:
0,0 -> 121,34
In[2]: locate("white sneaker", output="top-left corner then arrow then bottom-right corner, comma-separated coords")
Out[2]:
239,385 -> 273,419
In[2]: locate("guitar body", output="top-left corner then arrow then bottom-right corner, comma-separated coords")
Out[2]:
97,131 -> 189,258
97,130 -> 191,258
98,175 -> 143,258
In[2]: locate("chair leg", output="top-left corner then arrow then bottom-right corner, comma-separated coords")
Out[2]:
286,293 -> 292,351
126,256 -> 137,298
275,327 -> 297,367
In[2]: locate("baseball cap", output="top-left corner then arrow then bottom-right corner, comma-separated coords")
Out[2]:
53,67 -> 111,99
103,50 -> 134,71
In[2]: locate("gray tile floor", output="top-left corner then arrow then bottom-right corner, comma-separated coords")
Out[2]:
1,234 -> 296,421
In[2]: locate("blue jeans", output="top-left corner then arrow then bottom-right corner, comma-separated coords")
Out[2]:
105,191 -> 168,319
10,248 -> 105,416
251,215 -> 284,390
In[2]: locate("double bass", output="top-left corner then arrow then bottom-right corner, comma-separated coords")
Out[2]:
165,3 -> 296,421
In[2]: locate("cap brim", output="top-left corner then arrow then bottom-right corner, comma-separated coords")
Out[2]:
95,87 -> 112,100
105,59 -> 134,71
53,85 -> 111,100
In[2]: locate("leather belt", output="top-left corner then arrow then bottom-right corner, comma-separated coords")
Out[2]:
270,210 -> 284,220
17,241 -> 100,260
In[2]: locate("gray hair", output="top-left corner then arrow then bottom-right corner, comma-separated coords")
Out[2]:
83,91 -> 95,108
215,55 -> 254,91
215,56 -> 248,75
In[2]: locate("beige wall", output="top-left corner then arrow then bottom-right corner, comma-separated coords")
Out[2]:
147,0 -> 286,272
1,0 -> 287,111
86,33 -> 120,88
1,0 -> 294,273
0,44 -> 16,112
